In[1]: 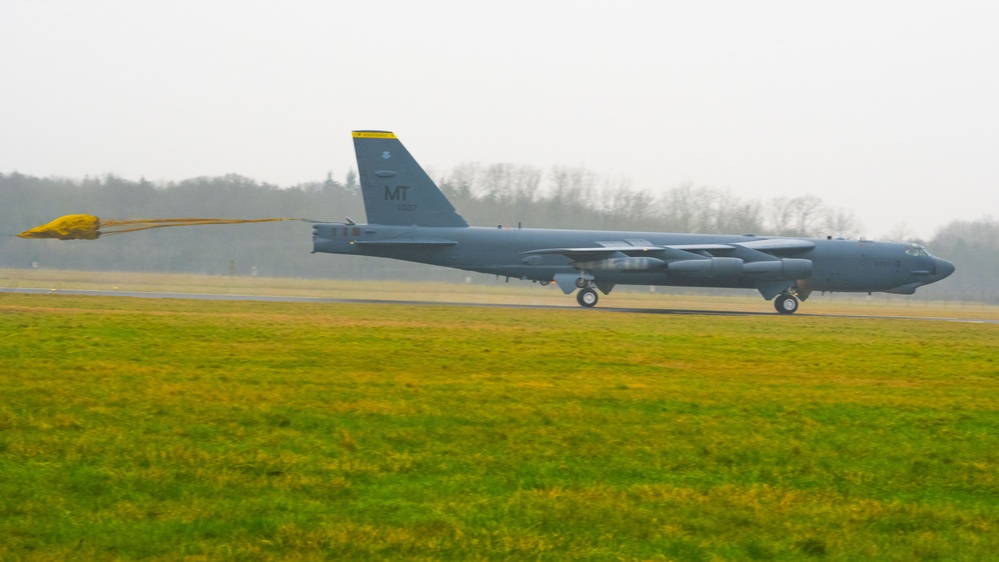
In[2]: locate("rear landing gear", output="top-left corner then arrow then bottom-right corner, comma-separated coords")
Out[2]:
774,293 -> 799,314
577,288 -> 598,307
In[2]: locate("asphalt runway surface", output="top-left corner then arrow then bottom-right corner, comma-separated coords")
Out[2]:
3,287 -> 997,324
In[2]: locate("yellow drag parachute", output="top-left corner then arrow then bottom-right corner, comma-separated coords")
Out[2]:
17,214 -> 302,240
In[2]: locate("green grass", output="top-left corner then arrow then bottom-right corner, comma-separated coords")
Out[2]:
2,293 -> 998,560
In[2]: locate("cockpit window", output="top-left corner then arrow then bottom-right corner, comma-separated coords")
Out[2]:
905,244 -> 930,257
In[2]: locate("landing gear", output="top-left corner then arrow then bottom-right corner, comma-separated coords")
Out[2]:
774,293 -> 799,314
577,288 -> 598,307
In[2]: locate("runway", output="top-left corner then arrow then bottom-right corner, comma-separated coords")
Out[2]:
4,286 -> 996,324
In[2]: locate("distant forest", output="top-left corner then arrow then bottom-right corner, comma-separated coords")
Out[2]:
1,166 -> 995,303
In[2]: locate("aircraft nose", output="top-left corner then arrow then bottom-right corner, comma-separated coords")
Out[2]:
934,258 -> 956,280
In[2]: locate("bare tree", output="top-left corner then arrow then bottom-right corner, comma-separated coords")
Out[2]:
767,195 -> 828,236
660,182 -> 701,232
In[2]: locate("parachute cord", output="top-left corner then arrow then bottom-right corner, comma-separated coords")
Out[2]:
16,216 -> 313,240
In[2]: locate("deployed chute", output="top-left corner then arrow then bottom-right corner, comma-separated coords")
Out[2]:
17,214 -> 304,240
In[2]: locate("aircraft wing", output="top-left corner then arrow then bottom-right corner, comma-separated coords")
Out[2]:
523,238 -> 815,262
521,245 -> 712,263
523,245 -> 664,257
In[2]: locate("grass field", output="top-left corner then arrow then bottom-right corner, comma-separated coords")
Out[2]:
2,279 -> 998,560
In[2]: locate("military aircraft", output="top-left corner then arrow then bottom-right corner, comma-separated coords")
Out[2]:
312,131 -> 955,313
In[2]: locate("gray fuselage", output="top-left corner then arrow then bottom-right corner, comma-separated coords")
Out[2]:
313,223 -> 954,297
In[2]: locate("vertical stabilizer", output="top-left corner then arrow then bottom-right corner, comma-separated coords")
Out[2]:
352,131 -> 468,227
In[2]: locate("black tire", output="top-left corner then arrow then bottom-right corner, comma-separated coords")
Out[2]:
577,288 -> 598,307
775,294 -> 799,314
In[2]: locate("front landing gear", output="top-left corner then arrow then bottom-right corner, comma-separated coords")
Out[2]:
774,293 -> 799,314
577,288 -> 598,307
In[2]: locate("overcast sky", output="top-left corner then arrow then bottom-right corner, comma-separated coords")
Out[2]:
2,0 -> 997,239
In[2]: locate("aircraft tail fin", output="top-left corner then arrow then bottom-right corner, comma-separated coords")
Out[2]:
352,131 -> 468,227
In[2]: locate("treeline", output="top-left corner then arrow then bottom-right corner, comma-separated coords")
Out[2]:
1,168 -> 995,301
438,163 -> 858,237
928,218 -> 999,302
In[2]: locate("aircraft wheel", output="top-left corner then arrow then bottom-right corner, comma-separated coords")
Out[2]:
540,280 -> 551,286
575,277 -> 587,289
577,288 -> 598,308
775,294 -> 799,314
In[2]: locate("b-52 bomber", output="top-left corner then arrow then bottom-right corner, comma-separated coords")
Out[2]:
312,131 -> 955,313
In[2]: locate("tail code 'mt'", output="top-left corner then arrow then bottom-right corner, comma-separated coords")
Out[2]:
352,131 -> 468,228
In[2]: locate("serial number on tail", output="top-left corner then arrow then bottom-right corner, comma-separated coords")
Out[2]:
397,204 -> 418,211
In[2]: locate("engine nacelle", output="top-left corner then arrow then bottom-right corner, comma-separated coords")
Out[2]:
573,257 -> 666,271
667,257 -> 744,277
742,258 -> 812,280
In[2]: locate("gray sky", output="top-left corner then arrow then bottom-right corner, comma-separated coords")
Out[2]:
2,0 -> 997,239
